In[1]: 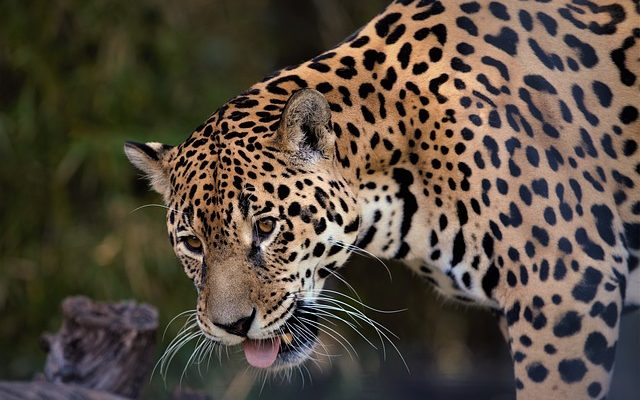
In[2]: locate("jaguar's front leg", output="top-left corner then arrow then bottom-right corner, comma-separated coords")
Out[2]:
500,260 -> 624,399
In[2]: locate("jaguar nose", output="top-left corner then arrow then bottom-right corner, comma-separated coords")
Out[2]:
213,308 -> 256,337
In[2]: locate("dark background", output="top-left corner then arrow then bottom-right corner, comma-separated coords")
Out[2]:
0,1 -> 637,398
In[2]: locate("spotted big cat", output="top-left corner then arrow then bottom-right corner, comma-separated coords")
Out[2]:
125,1 -> 640,398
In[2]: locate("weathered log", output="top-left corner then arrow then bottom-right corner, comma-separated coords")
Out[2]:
40,296 -> 158,399
0,380 -> 213,400
0,381 -> 127,400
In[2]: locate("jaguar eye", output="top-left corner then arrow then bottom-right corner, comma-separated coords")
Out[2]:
256,218 -> 276,237
183,235 -> 203,253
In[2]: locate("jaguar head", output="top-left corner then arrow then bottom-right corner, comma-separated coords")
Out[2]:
125,89 -> 361,369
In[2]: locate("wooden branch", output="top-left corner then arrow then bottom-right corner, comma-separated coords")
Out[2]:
40,296 -> 159,399
0,381 -> 127,400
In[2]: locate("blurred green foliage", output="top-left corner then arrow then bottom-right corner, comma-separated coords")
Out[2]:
2,1 -> 635,399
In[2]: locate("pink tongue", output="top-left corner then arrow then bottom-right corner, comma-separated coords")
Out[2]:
242,337 -> 281,368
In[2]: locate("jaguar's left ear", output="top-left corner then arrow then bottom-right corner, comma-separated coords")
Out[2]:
124,141 -> 174,203
276,88 -> 334,160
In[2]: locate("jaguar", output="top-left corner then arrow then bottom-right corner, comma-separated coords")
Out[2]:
124,1 -> 640,398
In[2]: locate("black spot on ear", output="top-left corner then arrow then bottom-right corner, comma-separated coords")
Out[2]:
126,141 -> 160,160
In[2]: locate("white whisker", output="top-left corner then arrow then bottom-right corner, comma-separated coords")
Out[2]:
329,238 -> 394,281
162,310 -> 197,341
129,203 -> 184,215
317,289 -> 408,314
295,288 -> 409,372
180,335 -> 207,385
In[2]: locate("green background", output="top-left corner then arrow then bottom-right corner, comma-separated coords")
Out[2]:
0,1 -> 637,398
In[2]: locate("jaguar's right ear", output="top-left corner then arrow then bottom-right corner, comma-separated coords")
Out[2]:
124,141 -> 174,203
276,89 -> 334,161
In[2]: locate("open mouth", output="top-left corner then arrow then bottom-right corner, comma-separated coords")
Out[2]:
242,302 -> 319,369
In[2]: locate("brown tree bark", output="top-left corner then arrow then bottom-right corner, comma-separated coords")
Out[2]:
2,296 -> 212,399
0,381 -> 127,400
39,296 -> 158,399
